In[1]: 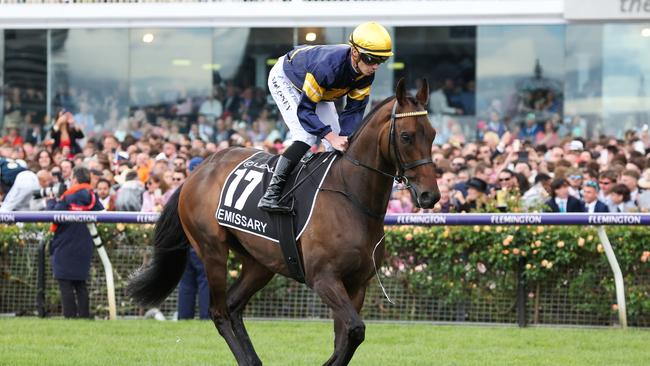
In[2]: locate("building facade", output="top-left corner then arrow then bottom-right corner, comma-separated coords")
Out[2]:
0,0 -> 649,143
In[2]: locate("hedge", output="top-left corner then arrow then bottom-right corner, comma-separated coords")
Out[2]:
1,223 -> 648,325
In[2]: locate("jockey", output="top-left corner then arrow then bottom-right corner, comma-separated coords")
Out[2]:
259,21 -> 393,213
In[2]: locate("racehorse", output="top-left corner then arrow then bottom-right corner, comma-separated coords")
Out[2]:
127,78 -> 440,366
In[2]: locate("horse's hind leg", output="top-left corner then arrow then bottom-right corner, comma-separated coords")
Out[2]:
314,277 -> 366,366
201,243 -> 251,365
227,254 -> 274,366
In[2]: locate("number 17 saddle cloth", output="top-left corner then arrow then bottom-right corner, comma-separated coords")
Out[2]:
215,150 -> 337,243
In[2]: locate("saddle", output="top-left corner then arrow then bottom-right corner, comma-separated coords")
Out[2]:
215,151 -> 338,282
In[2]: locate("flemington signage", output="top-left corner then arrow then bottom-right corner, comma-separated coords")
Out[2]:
566,0 -> 650,20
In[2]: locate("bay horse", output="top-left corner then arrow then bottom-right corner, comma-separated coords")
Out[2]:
127,78 -> 440,366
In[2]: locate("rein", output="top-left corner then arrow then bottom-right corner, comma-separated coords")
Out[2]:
344,100 -> 432,190
324,99 -> 433,218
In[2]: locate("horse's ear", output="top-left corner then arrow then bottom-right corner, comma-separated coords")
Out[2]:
416,78 -> 429,106
395,78 -> 407,106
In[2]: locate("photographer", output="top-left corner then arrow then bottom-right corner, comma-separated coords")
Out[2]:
47,166 -> 103,318
0,157 -> 40,212
51,109 -> 85,158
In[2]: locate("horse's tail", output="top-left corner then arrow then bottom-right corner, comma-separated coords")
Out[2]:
127,186 -> 188,307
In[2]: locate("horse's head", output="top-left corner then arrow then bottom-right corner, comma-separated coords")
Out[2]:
382,78 -> 440,209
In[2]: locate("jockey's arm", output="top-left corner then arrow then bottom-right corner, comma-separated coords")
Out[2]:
297,71 -> 334,140
339,87 -> 370,136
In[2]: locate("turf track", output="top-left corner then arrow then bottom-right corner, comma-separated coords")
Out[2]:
1,318 -> 648,365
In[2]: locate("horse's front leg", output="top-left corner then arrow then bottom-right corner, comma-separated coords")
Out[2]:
314,277 -> 366,366
227,255 -> 275,366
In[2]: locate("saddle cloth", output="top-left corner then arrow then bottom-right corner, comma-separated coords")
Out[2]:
215,150 -> 337,243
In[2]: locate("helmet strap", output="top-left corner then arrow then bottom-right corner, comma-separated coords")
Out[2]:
351,47 -> 361,73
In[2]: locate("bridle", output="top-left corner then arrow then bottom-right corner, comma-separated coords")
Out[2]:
344,99 -> 433,205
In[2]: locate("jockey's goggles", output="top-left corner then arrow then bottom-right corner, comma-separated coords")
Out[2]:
359,52 -> 388,65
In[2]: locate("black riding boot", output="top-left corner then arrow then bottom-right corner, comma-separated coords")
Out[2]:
258,156 -> 296,213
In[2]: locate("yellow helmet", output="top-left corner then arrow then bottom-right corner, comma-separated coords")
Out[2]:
349,22 -> 393,57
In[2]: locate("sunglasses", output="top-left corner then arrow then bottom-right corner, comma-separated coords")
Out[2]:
599,181 -> 612,185
359,52 -> 388,65
499,177 -> 512,182
173,177 -> 183,182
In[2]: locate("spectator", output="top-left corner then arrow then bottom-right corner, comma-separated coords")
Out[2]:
566,170 -> 583,199
74,101 -> 96,138
454,177 -> 488,212
598,170 -> 617,205
519,113 -> 542,142
95,178 -> 115,211
0,157 -> 40,212
51,110 -> 85,158
114,170 -> 144,211
199,87 -> 223,124
620,169 -> 640,204
141,173 -> 173,212
433,184 -> 452,213
636,170 -> 650,211
582,181 -> 609,213
486,110 -> 507,138
522,173 -> 551,211
177,157 -> 211,320
546,178 -> 584,213
170,169 -> 187,191
47,166 -> 103,318
608,184 -> 636,213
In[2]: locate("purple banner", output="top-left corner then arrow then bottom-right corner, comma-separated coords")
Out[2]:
0,211 -> 159,224
0,211 -> 649,226
384,213 -> 650,226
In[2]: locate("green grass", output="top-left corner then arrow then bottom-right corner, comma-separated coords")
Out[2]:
1,318 -> 649,366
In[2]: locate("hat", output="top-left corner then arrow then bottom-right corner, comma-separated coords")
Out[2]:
188,157 -> 204,172
638,170 -> 650,189
466,177 -> 488,194
568,140 -> 584,151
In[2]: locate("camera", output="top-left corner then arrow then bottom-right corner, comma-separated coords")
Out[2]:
33,171 -> 66,199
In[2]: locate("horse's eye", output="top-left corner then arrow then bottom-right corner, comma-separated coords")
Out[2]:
400,132 -> 412,144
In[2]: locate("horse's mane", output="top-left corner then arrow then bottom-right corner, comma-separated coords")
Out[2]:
347,95 -> 420,146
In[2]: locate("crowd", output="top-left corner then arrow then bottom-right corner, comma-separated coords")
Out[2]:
2,80 -> 650,218
388,128 -> 650,214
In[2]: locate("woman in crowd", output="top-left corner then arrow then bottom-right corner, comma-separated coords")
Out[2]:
51,110 -> 85,159
454,177 -> 488,212
141,173 -> 173,212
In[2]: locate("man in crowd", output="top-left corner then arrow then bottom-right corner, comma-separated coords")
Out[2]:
0,157 -> 40,211
582,180 -> 609,213
546,178 -> 585,213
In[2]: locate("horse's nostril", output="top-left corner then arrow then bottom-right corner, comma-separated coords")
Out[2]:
419,191 -> 440,208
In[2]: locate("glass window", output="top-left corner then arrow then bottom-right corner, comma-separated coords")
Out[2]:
211,28 -> 292,145
601,23 -> 650,137
2,30 -> 47,144
564,24 -> 603,140
49,29 -> 129,140
396,26 -> 476,144
129,28 -> 213,135
476,25 -> 565,143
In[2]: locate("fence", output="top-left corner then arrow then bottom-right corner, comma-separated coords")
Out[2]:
1,211 -> 647,328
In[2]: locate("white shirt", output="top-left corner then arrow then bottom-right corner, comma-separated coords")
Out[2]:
0,170 -> 40,212
428,89 -> 456,116
585,200 -> 597,213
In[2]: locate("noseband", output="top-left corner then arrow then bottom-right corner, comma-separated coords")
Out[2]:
345,100 -> 433,187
